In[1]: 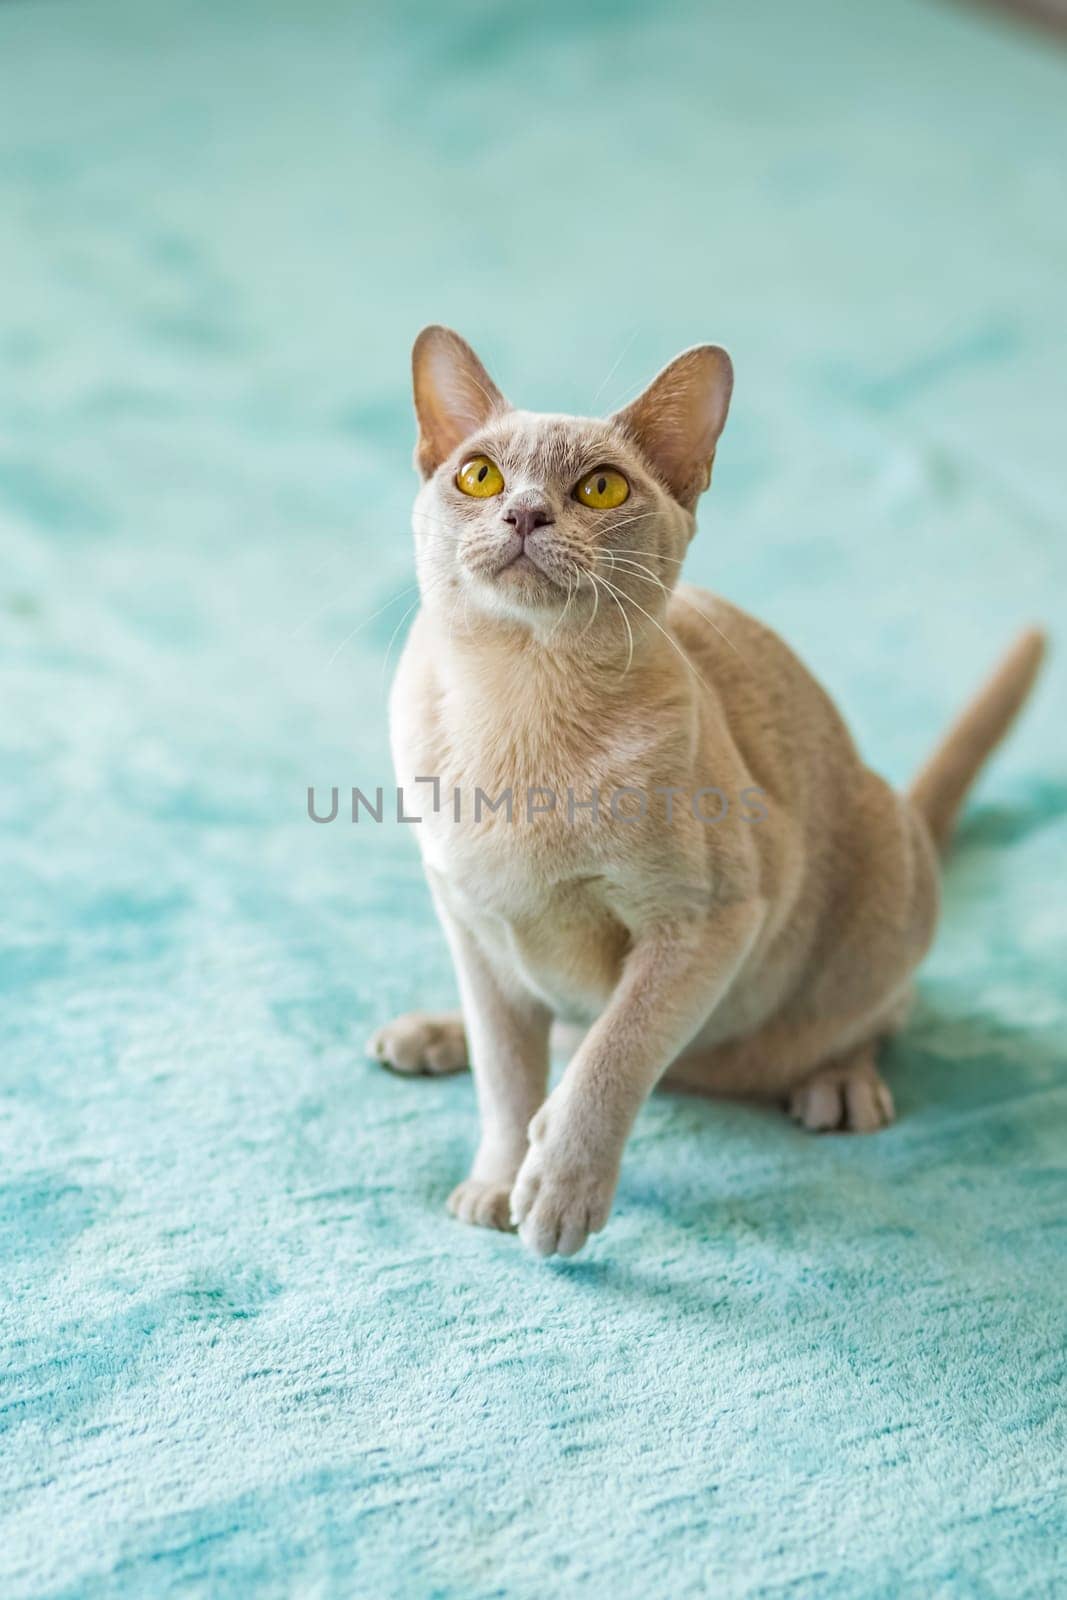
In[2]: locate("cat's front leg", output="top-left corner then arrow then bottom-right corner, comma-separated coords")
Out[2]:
511,903 -> 763,1257
433,892 -> 552,1231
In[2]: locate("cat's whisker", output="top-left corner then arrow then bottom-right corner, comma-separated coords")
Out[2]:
445,579 -> 468,653
605,554 -> 670,596
578,567 -> 601,640
548,564 -> 580,640
381,568 -> 467,680
412,511 -> 467,545
672,591 -> 750,665
608,560 -> 749,667
323,582 -> 425,667
603,369 -> 656,415
596,571 -> 635,672
291,580 -> 417,643
598,511 -> 658,542
327,568 -> 458,672
604,550 -> 670,606
590,327 -> 639,410
596,571 -> 714,696
606,545 -> 686,568
380,593 -> 425,690
462,370 -> 503,417
324,621 -> 365,669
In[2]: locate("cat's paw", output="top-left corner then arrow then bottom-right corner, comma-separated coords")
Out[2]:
789,1056 -> 894,1133
509,1096 -> 618,1258
447,1178 -> 515,1232
366,1012 -> 468,1076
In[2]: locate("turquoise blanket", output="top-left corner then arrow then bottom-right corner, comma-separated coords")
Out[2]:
2,1 -> 1064,1594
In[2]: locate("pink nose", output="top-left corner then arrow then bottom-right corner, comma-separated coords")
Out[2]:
504,503 -> 554,541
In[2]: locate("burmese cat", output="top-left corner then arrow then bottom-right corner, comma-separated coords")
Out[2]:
368,325 -> 1046,1258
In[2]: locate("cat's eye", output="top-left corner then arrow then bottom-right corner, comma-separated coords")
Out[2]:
456,455 -> 505,498
573,467 -> 630,510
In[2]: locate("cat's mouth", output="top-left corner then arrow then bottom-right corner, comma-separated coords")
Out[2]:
461,535 -> 576,608
498,551 -> 543,577
486,545 -> 568,595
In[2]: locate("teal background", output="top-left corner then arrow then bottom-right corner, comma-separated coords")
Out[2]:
1,1 -> 1065,1595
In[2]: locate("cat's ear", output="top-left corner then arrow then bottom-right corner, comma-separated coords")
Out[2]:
612,345 -> 733,510
412,326 -> 508,477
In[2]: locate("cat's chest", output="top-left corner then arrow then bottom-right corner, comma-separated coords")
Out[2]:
431,827 -> 630,1019
404,750 -> 632,1015
388,646 -> 683,1010
418,791 -> 606,920
392,682 -> 660,899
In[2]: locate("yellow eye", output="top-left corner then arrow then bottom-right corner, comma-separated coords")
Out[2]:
574,467 -> 630,510
456,455 -> 505,498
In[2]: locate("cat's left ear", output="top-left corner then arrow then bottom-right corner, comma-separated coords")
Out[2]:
412,326 -> 509,477
612,345 -> 733,510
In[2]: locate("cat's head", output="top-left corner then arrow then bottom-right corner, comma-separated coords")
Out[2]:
410,326 -> 732,640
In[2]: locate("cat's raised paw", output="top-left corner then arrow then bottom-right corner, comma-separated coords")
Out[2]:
447,1178 -> 514,1232
509,1096 -> 618,1258
789,1054 -> 894,1133
366,1012 -> 468,1076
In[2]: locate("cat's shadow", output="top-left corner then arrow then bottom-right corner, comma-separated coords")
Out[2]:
661,996 -> 1062,1123
950,782 -> 1067,851
609,992 -> 1065,1254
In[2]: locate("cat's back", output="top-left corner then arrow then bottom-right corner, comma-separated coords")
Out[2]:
672,585 -> 938,993
669,585 -> 865,816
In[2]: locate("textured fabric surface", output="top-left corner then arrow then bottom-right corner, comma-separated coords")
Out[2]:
2,1 -> 1065,1596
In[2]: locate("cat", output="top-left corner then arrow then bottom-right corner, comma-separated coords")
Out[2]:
367,324 -> 1046,1258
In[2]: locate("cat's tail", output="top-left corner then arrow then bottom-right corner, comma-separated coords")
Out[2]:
908,627 -> 1047,853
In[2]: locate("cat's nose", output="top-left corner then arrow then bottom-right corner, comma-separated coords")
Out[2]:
504,502 -> 554,542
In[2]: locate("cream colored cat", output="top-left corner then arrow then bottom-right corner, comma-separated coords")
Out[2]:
368,325 -> 1046,1258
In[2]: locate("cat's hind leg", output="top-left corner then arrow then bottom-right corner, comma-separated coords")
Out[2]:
788,1040 -> 894,1133
366,1011 -> 468,1076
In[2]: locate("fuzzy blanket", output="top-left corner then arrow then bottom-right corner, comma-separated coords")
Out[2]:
1,0 -> 1064,1595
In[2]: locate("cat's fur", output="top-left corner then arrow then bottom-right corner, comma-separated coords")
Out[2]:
368,325 -> 1046,1257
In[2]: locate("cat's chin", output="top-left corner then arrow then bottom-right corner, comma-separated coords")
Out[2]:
471,555 -> 570,614
495,552 -> 557,587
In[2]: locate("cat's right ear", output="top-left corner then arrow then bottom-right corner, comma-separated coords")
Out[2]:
612,345 -> 733,511
412,326 -> 508,477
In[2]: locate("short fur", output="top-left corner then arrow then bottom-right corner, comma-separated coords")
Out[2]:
368,326 -> 1047,1257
